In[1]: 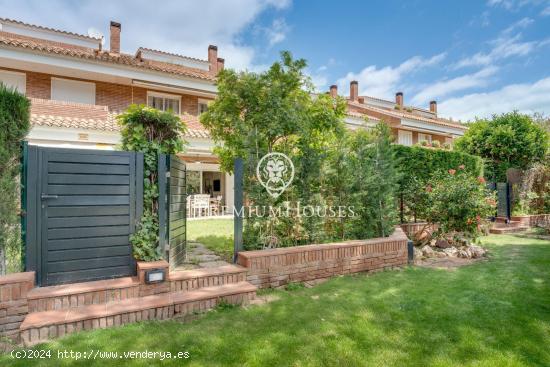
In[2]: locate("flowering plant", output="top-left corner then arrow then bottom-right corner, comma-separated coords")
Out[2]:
425,166 -> 496,239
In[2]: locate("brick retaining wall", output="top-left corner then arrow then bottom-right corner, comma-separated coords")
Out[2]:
237,227 -> 408,288
0,272 -> 34,342
400,222 -> 438,241
511,214 -> 550,227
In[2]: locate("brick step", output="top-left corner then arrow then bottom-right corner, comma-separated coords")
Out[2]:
489,226 -> 529,234
492,221 -> 522,228
495,217 -> 510,223
169,265 -> 248,293
20,281 -> 257,346
26,265 -> 247,313
27,277 -> 141,313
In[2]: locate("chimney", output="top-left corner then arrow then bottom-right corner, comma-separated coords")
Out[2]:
217,57 -> 225,72
350,81 -> 358,101
110,21 -> 121,54
430,100 -> 437,114
358,96 -> 365,104
395,92 -> 403,107
329,85 -> 338,98
208,45 -> 218,73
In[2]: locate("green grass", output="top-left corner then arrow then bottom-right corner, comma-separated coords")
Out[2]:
2,234 -> 550,366
187,218 -> 234,261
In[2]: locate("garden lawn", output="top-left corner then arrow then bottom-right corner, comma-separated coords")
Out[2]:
2,234 -> 550,366
187,218 -> 233,262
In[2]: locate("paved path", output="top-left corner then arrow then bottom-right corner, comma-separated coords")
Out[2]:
175,241 -> 231,270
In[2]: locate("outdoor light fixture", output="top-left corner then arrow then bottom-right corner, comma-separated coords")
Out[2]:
145,268 -> 166,284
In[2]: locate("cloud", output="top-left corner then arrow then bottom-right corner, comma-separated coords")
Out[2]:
439,77 -> 550,121
453,18 -> 547,69
336,53 -> 446,99
542,5 -> 550,15
0,0 -> 291,70
263,18 -> 290,47
411,66 -> 499,105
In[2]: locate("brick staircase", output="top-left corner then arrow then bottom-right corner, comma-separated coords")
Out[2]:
489,217 -> 529,234
20,265 -> 256,346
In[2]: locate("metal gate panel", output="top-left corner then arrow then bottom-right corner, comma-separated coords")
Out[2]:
23,146 -> 143,286
159,154 -> 186,269
496,182 -> 511,219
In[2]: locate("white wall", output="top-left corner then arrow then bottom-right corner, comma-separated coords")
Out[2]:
0,69 -> 26,93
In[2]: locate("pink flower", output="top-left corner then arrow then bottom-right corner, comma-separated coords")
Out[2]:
458,164 -> 465,170
448,169 -> 456,175
426,184 -> 432,192
477,177 -> 486,184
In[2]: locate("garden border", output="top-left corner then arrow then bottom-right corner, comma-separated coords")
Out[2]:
238,227 -> 408,288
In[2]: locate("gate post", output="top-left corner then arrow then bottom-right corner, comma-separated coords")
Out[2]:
233,158 -> 244,263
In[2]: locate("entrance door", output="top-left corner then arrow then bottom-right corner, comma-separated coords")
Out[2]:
23,146 -> 143,286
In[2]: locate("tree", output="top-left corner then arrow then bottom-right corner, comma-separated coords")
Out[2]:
201,51 -> 347,248
348,123 -> 401,238
118,105 -> 186,261
0,83 -> 30,274
455,112 -> 549,181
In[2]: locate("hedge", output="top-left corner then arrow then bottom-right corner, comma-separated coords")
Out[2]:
393,145 -> 484,222
0,83 -> 30,274
394,145 -> 484,186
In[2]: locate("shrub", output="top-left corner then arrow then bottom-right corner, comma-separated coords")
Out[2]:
431,140 -> 441,148
455,112 -> 548,181
118,105 -> 186,261
394,145 -> 484,222
0,83 -> 30,274
424,167 -> 495,241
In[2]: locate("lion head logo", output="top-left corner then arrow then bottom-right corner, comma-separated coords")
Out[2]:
256,152 -> 294,198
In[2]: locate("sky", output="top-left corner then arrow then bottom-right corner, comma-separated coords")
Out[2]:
1,0 -> 549,121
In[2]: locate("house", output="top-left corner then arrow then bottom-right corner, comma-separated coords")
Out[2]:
333,82 -> 467,145
0,18 -> 234,211
0,17 -> 467,216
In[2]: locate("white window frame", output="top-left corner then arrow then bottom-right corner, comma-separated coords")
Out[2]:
398,130 -> 413,146
51,77 -> 96,105
0,69 -> 26,94
147,91 -> 181,114
418,133 -> 432,143
198,98 -> 210,115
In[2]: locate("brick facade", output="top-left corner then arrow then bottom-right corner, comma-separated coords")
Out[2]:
238,227 -> 408,288
1,68 -> 209,116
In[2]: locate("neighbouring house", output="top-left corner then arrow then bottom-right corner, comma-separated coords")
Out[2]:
332,82 -> 467,145
0,18 -> 234,211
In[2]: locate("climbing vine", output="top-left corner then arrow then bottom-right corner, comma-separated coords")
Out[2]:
118,105 -> 186,261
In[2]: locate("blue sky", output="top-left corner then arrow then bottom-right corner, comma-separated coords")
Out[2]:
1,0 -> 549,121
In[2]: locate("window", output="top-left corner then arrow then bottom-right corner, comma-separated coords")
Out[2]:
198,99 -> 209,114
147,92 -> 180,114
0,70 -> 26,94
398,130 -> 413,146
51,78 -> 95,104
418,133 -> 432,144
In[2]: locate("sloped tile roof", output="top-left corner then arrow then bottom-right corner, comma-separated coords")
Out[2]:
0,32 -> 216,82
29,99 -> 211,138
0,18 -> 101,41
348,100 -> 467,130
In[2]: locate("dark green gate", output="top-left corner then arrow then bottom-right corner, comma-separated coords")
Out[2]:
22,145 -> 143,286
487,182 -> 511,219
158,154 -> 186,269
